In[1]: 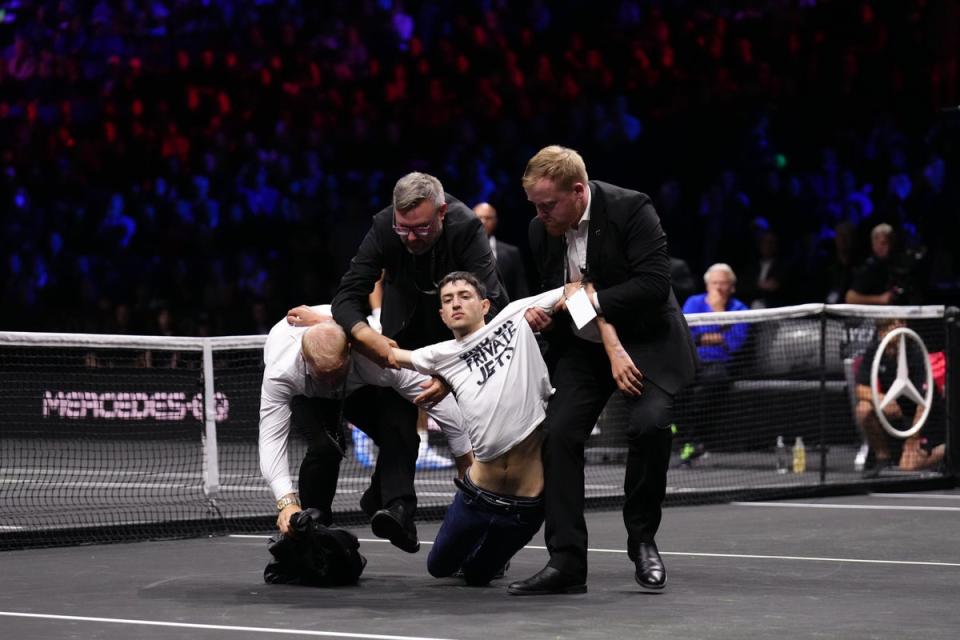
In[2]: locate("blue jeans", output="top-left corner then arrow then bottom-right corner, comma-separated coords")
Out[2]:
428,474 -> 544,586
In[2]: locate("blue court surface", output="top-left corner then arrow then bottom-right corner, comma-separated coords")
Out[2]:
2,489 -> 958,640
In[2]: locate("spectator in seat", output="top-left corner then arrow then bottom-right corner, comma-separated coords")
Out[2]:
737,229 -> 793,309
855,318 -> 945,478
845,224 -> 906,305
821,221 -> 857,304
678,263 -> 750,463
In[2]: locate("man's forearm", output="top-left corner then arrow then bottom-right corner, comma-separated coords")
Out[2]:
597,317 -> 623,355
351,320 -> 373,340
392,347 -> 415,370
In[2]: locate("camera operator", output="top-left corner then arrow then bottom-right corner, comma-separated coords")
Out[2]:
845,223 -> 923,305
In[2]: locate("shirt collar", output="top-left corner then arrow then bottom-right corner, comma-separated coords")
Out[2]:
570,184 -> 592,233
566,185 -> 593,236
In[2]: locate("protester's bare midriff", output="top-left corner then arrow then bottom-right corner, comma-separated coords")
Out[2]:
469,428 -> 543,497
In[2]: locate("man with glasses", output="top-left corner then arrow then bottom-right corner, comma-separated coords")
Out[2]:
332,172 -> 508,552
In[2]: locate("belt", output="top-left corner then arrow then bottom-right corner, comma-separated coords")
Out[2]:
454,473 -> 543,514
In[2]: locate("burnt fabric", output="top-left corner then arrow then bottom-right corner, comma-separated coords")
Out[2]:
264,509 -> 366,586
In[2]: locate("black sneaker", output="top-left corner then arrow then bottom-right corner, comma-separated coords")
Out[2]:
678,441 -> 706,466
862,458 -> 892,479
453,560 -> 510,580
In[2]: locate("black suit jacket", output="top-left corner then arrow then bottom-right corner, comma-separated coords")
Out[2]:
493,238 -> 529,300
528,181 -> 698,394
333,193 -> 509,348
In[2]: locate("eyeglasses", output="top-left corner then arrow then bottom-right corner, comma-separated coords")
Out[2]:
393,211 -> 437,237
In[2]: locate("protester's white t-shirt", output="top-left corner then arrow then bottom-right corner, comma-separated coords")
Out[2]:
410,287 -> 564,462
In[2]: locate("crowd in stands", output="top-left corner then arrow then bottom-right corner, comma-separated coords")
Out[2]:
2,0 -> 958,336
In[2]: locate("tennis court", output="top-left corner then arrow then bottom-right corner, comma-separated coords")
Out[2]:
1,306 -> 956,637
1,489 -> 958,639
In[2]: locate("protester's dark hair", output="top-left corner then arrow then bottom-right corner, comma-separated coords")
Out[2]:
437,271 -> 486,299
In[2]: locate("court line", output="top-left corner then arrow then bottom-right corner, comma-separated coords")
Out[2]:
228,537 -> 960,568
732,501 -> 960,512
0,612 -> 457,640
870,492 -> 960,501
520,545 -> 960,568
656,551 -> 960,568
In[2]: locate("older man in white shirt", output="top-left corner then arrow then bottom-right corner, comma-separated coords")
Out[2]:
258,304 -> 472,552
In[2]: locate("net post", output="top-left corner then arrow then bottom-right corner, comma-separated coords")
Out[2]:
202,340 -> 221,498
818,310 -> 828,484
946,307 -> 959,481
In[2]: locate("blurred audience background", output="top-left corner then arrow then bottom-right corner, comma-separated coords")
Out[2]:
1,0 -> 957,335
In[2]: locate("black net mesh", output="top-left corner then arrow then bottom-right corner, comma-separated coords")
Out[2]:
0,344 -> 218,547
650,309 -> 951,503
1,305 -> 954,550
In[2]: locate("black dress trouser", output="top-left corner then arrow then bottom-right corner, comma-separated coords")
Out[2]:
542,338 -> 674,581
293,385 -> 420,520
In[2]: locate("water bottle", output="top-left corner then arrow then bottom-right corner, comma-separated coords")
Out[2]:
792,436 -> 806,474
775,436 -> 787,474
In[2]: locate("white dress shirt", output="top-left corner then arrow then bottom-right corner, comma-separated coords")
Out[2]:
563,186 -> 601,342
258,305 -> 469,500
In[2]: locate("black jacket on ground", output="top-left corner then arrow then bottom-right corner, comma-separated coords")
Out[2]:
264,509 -> 366,587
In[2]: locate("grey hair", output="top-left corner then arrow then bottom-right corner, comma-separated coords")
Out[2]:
870,223 -> 893,240
393,172 -> 445,212
703,262 -> 737,284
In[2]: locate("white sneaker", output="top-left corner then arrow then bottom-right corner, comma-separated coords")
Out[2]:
416,438 -> 454,470
854,442 -> 869,472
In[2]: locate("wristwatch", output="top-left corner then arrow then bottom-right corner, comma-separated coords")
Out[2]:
276,495 -> 300,511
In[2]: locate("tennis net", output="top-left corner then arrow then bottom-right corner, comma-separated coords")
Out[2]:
1,304 -> 956,549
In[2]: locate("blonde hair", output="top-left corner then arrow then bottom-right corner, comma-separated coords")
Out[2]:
522,145 -> 589,191
302,322 -> 348,374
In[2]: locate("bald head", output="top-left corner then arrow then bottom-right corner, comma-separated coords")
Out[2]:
473,202 -> 498,237
301,322 -> 350,387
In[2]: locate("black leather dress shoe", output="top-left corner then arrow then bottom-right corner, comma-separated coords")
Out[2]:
634,542 -> 667,590
371,502 -> 420,553
507,566 -> 587,595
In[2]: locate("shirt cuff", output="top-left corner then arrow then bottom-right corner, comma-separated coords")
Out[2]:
271,478 -> 295,502
591,291 -> 602,314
